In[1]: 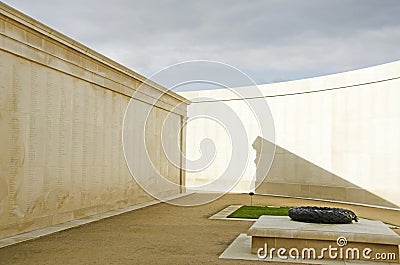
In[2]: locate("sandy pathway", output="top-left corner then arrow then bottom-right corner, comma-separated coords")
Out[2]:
0,193 -> 398,265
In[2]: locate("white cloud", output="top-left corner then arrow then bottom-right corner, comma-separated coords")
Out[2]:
3,0 -> 400,85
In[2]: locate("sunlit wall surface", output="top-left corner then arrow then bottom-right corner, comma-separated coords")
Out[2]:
181,60 -> 400,208
0,3 -> 188,239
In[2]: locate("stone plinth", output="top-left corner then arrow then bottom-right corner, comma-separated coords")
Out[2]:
247,216 -> 400,263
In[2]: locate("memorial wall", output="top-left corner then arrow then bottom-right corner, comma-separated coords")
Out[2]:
181,60 -> 400,209
0,3 -> 188,239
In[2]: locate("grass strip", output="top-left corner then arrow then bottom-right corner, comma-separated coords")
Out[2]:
227,205 -> 291,219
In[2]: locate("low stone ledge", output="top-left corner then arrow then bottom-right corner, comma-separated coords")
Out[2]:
247,216 -> 400,263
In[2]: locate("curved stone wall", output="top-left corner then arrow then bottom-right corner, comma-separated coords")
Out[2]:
180,60 -> 400,208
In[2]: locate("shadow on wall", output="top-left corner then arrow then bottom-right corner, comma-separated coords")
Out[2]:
253,136 -> 397,208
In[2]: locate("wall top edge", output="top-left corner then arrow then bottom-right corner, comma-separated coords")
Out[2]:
179,60 -> 400,101
0,2 -> 190,105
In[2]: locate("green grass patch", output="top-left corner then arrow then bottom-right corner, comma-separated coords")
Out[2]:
227,206 -> 291,219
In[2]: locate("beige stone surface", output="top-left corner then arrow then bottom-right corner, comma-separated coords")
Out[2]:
222,234 -> 344,265
0,3 -> 188,240
0,193 -> 397,265
248,216 -> 400,245
0,194 -> 308,265
249,216 -> 400,262
251,237 -> 399,263
180,58 -> 400,208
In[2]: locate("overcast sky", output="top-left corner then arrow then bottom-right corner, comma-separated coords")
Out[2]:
3,0 -> 400,89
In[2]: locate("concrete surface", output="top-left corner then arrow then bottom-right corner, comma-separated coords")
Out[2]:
248,216 -> 399,262
220,234 -> 395,265
248,216 -> 400,244
0,194 -> 398,265
0,192 -> 191,249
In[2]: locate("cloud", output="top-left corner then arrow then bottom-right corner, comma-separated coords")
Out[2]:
3,0 -> 400,86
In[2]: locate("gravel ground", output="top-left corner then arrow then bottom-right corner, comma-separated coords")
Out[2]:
0,193 -> 398,265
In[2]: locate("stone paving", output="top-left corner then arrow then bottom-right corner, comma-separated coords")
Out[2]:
0,193 -> 398,265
